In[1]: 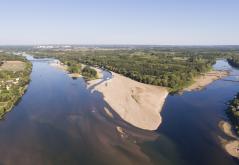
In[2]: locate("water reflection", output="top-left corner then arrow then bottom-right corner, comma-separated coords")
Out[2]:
0,57 -> 238,165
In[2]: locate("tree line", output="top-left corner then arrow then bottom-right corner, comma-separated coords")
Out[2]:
29,49 -> 217,92
227,93 -> 239,135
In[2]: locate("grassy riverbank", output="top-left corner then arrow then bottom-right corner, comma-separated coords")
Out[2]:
0,53 -> 32,118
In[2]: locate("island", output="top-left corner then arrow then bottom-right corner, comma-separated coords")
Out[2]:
29,49 -> 229,130
0,52 -> 32,118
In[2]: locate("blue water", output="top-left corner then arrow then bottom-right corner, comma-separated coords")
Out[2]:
0,57 -> 238,165
158,59 -> 239,165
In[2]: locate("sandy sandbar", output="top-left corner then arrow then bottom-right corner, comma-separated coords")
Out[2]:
88,72 -> 168,131
219,121 -> 239,159
184,70 -> 229,91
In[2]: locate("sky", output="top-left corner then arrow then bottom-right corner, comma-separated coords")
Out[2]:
0,0 -> 238,45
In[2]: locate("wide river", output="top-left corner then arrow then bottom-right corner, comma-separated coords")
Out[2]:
0,56 -> 238,165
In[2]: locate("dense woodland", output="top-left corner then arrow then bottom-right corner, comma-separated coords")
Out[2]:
81,66 -> 98,80
30,49 -> 218,91
227,93 -> 239,136
227,56 -> 239,68
0,53 -> 32,118
66,62 -> 98,79
226,56 -> 239,136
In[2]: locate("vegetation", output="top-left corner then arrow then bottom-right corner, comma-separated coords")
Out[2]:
62,59 -> 97,79
81,66 -> 98,80
29,49 -> 217,92
226,55 -> 239,136
227,93 -> 239,136
0,52 -> 32,118
67,63 -> 81,73
228,56 -> 239,68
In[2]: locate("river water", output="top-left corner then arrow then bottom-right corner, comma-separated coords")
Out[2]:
0,57 -> 238,165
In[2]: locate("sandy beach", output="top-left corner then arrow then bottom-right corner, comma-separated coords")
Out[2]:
50,62 -> 68,71
219,121 -> 239,159
88,72 -> 168,131
184,70 -> 229,91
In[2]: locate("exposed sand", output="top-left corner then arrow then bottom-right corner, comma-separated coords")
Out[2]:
219,121 -> 238,139
219,121 -> 239,159
50,62 -> 81,78
104,107 -> 114,118
225,141 -> 239,158
68,73 -> 82,78
88,72 -> 169,130
50,62 -> 68,71
93,67 -> 103,79
184,70 -> 229,91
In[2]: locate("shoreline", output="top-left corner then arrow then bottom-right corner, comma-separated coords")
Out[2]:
51,60 -> 229,131
184,70 -> 229,92
88,69 -> 228,131
50,62 -> 102,79
88,71 -> 169,131
219,121 -> 239,159
0,61 -> 32,119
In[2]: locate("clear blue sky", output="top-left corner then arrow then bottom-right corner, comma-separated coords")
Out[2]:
0,0 -> 238,45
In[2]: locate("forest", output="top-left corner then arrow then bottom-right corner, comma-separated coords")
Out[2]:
66,62 -> 98,80
227,55 -> 239,68
226,55 -> 239,136
227,93 -> 239,135
29,49 -> 217,92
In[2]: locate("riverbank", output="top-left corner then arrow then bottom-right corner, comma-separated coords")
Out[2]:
0,58 -> 32,118
50,62 -> 101,79
184,70 -> 229,91
219,121 -> 239,159
50,62 -> 67,71
87,69 -> 228,130
88,72 -> 168,130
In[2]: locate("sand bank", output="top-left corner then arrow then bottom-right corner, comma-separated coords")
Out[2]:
104,107 -> 114,118
50,62 -> 67,71
219,121 -> 239,159
184,70 -> 229,91
68,73 -> 82,78
50,63 -> 81,78
88,72 -> 168,131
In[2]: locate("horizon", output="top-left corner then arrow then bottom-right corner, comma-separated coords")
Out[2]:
1,44 -> 239,47
1,0 -> 239,45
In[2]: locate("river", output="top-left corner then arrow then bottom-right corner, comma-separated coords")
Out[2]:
0,56 -> 238,165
